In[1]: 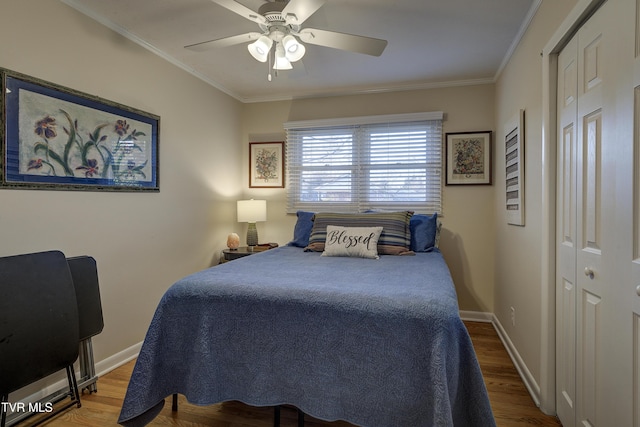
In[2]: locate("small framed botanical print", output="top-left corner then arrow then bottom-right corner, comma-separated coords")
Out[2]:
249,141 -> 284,188
445,131 -> 492,185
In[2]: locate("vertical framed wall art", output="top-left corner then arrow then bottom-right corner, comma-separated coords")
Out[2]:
504,109 -> 525,226
0,68 -> 159,192
249,141 -> 284,188
445,131 -> 492,185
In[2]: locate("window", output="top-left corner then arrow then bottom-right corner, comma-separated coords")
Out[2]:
284,112 -> 443,214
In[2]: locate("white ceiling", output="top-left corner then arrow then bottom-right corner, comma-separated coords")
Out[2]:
61,0 -> 538,103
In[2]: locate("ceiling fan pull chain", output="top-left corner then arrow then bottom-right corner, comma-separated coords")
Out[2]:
273,44 -> 279,79
268,46 -> 273,81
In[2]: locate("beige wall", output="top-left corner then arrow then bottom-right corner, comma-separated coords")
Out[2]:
494,0 -> 578,402
0,0 -> 244,392
242,84 -> 497,312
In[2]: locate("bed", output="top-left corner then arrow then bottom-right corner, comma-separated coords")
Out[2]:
118,212 -> 495,426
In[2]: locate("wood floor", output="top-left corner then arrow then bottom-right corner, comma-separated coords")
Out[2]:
34,321 -> 561,427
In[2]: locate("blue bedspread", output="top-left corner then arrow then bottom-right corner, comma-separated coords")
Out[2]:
118,246 -> 495,426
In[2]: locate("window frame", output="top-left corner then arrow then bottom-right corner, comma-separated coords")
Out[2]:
284,112 -> 444,214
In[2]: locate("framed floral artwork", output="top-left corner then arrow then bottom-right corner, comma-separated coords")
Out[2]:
249,141 -> 284,188
0,68 -> 159,192
445,131 -> 492,185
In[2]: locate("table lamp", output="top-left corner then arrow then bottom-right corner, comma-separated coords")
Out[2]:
237,199 -> 267,248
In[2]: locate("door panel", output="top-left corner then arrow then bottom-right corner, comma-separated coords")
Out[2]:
562,124 -> 576,247
580,290 -> 601,427
559,278 -> 576,415
581,110 -> 602,254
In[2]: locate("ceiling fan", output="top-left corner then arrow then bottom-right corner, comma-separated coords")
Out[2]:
185,0 -> 388,76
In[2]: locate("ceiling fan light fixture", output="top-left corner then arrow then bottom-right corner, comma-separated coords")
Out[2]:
248,35 -> 273,62
274,44 -> 293,70
282,35 -> 305,62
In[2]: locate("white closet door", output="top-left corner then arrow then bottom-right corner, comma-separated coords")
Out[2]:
556,1 -> 635,426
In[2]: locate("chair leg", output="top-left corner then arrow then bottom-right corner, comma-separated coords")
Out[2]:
273,406 -> 280,427
13,367 -> 82,427
172,394 -> 178,411
1,394 -> 8,427
66,365 -> 81,408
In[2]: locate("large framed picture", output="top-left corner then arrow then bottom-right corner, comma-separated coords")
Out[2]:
445,131 -> 492,185
249,141 -> 284,188
0,68 -> 159,191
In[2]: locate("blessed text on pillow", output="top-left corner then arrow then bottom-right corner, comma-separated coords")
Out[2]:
321,225 -> 383,259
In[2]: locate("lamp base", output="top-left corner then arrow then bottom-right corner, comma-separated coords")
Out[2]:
246,223 -> 259,247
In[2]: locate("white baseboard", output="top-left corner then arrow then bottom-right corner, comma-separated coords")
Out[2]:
491,314 -> 542,407
459,310 -> 494,323
94,341 -> 142,377
460,310 -> 542,408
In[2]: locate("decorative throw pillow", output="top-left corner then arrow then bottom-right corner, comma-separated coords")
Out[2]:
410,212 -> 438,252
306,211 -> 414,255
321,225 -> 383,259
287,210 -> 315,247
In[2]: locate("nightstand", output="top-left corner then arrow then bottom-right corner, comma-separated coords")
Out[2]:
221,244 -> 277,263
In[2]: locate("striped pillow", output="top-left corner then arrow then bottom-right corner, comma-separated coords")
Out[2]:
305,211 -> 414,255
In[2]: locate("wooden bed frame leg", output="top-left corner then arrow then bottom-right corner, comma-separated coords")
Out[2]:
273,406 -> 280,427
172,393 -> 178,411
298,408 -> 304,427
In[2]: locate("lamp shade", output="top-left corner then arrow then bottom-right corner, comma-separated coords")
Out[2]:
248,36 -> 273,62
274,44 -> 293,70
237,199 -> 267,223
282,35 -> 305,62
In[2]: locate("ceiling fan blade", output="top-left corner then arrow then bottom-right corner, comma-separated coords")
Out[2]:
281,0 -> 326,26
289,58 -> 308,78
211,0 -> 267,25
185,32 -> 262,52
298,28 -> 388,57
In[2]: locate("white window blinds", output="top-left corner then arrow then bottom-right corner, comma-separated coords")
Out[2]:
284,112 -> 443,214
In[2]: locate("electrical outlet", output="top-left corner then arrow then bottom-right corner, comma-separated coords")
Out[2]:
510,306 -> 516,326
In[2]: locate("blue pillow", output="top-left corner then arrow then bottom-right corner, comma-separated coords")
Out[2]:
410,213 -> 438,252
288,211 -> 315,247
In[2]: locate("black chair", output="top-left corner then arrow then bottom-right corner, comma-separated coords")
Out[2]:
67,255 -> 104,394
0,251 -> 82,427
